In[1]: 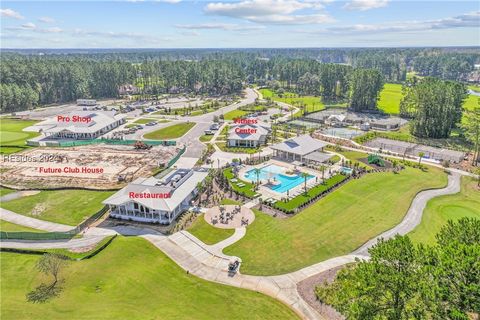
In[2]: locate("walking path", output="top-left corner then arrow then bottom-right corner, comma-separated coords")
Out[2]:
0,208 -> 73,232
353,171 -> 461,256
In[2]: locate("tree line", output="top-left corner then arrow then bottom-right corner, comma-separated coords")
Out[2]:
317,218 -> 480,320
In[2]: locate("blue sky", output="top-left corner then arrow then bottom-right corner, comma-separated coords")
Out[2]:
1,0 -> 479,48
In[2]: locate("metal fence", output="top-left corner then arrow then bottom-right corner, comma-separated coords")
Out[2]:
58,138 -> 176,147
167,145 -> 186,168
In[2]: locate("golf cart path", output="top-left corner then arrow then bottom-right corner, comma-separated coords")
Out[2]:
0,208 -> 73,232
353,171 -> 461,256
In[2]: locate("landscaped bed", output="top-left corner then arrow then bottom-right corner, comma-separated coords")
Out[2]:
143,122 -> 195,140
0,236 -> 298,319
273,174 -> 348,213
223,167 -> 257,198
223,166 -> 447,275
216,141 -> 261,154
0,190 -> 114,226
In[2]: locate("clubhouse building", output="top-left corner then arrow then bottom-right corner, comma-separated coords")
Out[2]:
36,111 -> 126,140
271,135 -> 332,164
103,168 -> 208,224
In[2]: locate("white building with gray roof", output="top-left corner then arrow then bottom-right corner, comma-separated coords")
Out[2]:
227,123 -> 270,148
36,111 -> 126,140
270,135 -> 332,164
103,168 -> 208,224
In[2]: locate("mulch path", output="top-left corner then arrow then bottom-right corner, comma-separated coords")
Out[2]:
296,266 -> 345,320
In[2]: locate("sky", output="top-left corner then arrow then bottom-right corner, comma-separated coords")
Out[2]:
1,0 -> 479,48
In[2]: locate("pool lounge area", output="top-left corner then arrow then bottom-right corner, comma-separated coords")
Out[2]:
244,164 -> 314,193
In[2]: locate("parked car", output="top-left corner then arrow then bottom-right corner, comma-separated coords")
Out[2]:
146,122 -> 155,126
204,130 -> 214,135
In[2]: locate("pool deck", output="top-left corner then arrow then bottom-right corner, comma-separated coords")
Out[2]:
238,159 -> 342,201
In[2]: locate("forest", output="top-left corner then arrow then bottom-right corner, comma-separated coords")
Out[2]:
0,47 -> 478,113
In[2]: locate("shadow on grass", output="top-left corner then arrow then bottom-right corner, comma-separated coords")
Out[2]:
26,280 -> 64,303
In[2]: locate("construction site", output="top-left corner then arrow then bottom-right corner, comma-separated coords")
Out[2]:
0,143 -> 180,190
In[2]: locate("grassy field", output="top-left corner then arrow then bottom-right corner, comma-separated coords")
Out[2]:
133,118 -> 158,124
377,83 -> 403,114
220,199 -> 242,205
224,167 -> 447,275
0,188 -> 16,197
0,220 -> 44,233
143,122 -> 195,140
464,94 -> 479,111
0,190 -> 114,226
409,176 -> 480,244
188,216 -> 235,245
223,109 -> 248,120
0,237 -> 298,320
199,134 -> 214,142
0,118 -> 40,154
259,88 -> 324,116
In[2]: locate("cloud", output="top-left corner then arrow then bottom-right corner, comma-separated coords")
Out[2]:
72,28 -> 170,42
204,0 -> 334,25
176,23 -> 265,31
21,22 -> 36,29
179,30 -> 200,36
299,11 -> 480,35
0,8 -> 24,19
38,16 -> 55,23
343,0 -> 388,11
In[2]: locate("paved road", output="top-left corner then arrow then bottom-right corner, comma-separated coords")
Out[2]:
353,171 -> 461,256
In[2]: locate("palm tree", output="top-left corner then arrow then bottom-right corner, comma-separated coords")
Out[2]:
254,168 -> 261,190
301,172 -> 309,194
319,165 -> 327,180
418,152 -> 425,165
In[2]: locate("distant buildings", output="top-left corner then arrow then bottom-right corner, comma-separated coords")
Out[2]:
103,168 -> 208,224
36,111 -> 126,140
303,108 -> 408,131
76,99 -> 97,106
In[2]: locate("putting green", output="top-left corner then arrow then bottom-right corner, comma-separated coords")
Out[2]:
0,131 -> 29,144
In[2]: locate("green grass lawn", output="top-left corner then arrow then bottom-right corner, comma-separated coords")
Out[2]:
463,94 -> 479,111
143,122 -> 195,140
220,199 -> 242,205
377,83 -> 403,115
0,220 -> 44,233
134,118 -> 158,124
468,85 -> 480,93
259,88 -> 324,116
188,216 -> 235,245
0,236 -> 298,320
224,167 -> 447,275
0,190 -> 114,226
0,188 -> 16,197
408,176 -> 480,244
223,109 -> 248,120
0,118 -> 40,154
199,134 -> 214,142
324,146 -> 372,169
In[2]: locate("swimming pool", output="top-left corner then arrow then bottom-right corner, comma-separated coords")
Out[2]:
244,164 -> 313,193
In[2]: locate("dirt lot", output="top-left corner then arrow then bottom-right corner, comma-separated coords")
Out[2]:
0,144 -> 179,189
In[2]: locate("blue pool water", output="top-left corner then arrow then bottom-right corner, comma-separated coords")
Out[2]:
244,164 -> 313,193
341,167 -> 353,174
